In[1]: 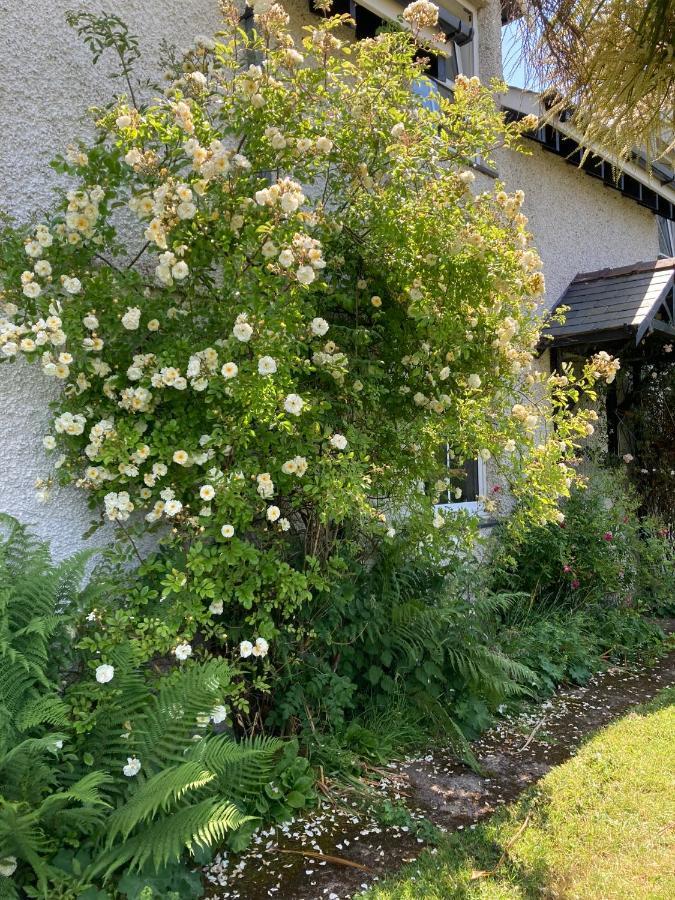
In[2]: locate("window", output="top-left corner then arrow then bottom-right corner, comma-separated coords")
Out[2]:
308,0 -> 479,84
658,216 -> 674,258
435,445 -> 486,513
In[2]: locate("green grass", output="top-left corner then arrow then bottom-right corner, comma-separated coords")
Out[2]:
358,686 -> 675,900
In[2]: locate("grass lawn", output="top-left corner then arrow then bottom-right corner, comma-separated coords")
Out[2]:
359,686 -> 675,900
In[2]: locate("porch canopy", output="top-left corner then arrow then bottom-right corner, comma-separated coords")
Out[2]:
546,258 -> 675,348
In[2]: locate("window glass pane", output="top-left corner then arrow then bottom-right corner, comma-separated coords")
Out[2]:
435,444 -> 480,503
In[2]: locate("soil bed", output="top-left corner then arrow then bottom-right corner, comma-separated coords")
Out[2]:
203,644 -> 675,900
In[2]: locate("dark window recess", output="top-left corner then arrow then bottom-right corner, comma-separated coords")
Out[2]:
414,49 -> 445,82
438,10 -> 473,46
355,5 -> 386,39
435,445 -> 480,504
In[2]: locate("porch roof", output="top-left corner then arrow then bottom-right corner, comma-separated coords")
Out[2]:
546,257 -> 675,347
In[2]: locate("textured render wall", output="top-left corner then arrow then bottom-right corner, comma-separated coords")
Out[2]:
498,144 -> 660,310
0,0 -> 222,558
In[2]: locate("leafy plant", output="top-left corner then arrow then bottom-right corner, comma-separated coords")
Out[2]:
0,4 -> 612,739
0,517 -> 283,898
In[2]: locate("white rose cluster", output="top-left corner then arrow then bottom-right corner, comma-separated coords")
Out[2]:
281,456 -> 308,477
254,177 -> 305,216
54,411 -> 86,436
103,490 -> 135,521
239,637 -> 269,659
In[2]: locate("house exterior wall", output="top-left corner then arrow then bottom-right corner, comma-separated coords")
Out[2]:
0,0 -> 661,556
497,145 -> 660,311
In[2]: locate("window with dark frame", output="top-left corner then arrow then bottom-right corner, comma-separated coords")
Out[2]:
435,444 -> 481,505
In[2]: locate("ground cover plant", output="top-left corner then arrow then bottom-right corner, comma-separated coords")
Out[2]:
358,684 -> 675,900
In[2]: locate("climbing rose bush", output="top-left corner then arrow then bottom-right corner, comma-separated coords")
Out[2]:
0,3 -> 609,673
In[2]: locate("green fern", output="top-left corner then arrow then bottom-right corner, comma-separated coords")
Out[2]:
0,517 -> 285,895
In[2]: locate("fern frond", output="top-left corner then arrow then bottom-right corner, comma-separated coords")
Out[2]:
106,762 -> 217,842
92,799 -> 249,878
15,697 -> 69,732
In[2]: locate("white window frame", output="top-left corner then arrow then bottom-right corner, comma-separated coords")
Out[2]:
434,449 -> 487,515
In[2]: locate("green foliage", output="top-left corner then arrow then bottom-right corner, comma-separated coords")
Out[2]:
492,465 -> 644,608
0,5 -> 610,726
634,518 -> 675,615
0,518 -> 286,898
269,551 -> 535,752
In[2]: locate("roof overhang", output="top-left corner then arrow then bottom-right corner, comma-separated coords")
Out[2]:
544,257 -> 675,349
502,87 -> 675,222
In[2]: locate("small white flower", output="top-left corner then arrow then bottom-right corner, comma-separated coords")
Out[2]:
296,265 -> 316,285
200,484 -> 215,501
164,499 -> 183,517
209,600 -> 224,615
623,453 -> 634,463
173,450 -> 189,465
252,637 -> 269,658
310,317 -> 329,336
210,705 -> 228,724
123,757 -> 142,777
62,276 -> 82,294
284,393 -> 304,416
221,524 -> 234,538
172,261 -> 189,280
467,373 -> 481,389
267,505 -> 281,522
258,355 -> 277,376
329,433 -> 348,450
43,435 -> 56,450
221,361 -> 238,379
233,321 -> 253,342
240,640 -> 253,658
174,642 -> 193,661
433,512 -> 444,529
0,857 -> 18,877
95,664 -> 115,684
121,307 -> 141,330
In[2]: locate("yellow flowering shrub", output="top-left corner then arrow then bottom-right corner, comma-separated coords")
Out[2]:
0,3 -> 610,688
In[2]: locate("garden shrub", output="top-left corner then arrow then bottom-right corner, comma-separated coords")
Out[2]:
267,551 -> 535,743
491,464 -> 655,609
0,2 -> 613,734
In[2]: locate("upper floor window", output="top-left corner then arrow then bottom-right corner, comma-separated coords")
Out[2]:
658,216 -> 674,258
308,0 -> 478,85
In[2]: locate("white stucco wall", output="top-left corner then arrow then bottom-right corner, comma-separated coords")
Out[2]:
0,0 -> 223,558
498,144 -> 660,309
0,0 -> 661,556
